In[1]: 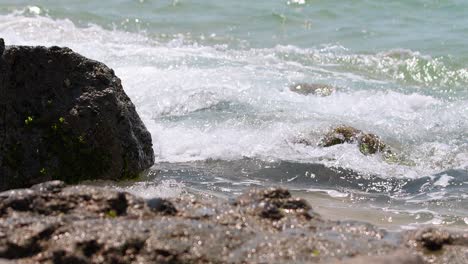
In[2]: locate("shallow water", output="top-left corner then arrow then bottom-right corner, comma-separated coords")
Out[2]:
1,1 -> 467,229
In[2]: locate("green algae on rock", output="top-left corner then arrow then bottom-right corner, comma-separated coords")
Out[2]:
358,133 -> 387,155
0,40 -> 154,190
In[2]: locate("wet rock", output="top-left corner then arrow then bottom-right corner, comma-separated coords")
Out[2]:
236,187 -> 292,203
0,41 -> 154,190
145,198 -> 177,215
411,228 -> 454,251
0,182 -> 466,263
289,83 -> 335,96
10,224 -> 55,259
0,181 -> 153,218
50,250 -> 89,264
31,180 -> 66,193
319,126 -> 363,147
358,133 -> 386,155
0,38 -> 4,55
319,126 -> 388,155
235,188 -> 312,222
405,228 -> 468,264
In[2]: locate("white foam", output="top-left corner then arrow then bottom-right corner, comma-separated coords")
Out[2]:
433,174 -> 454,187
1,13 -> 467,180
287,0 -> 306,5
116,180 -> 185,199
26,6 -> 42,15
305,188 -> 349,198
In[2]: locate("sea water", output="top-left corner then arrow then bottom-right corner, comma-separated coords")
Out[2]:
1,0 -> 467,229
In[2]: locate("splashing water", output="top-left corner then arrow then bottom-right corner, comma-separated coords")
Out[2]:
1,1 -> 467,229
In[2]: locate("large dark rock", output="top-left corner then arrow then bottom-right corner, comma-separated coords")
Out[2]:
0,39 -> 4,55
0,182 -> 466,263
0,39 -> 154,190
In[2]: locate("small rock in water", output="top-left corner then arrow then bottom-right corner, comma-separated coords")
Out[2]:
358,133 -> 386,155
319,126 -> 389,155
289,83 -> 335,96
315,126 -> 415,164
319,126 -> 363,147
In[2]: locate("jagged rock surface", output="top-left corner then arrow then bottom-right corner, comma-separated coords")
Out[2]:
0,39 -> 154,190
0,181 -> 466,263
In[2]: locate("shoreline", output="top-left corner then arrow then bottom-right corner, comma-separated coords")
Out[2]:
110,178 -> 468,233
1,36 -> 466,263
112,159 -> 468,232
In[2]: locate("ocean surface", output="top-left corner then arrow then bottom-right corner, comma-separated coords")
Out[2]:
1,0 -> 467,230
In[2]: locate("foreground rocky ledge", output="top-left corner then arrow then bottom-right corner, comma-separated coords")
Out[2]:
0,182 -> 466,263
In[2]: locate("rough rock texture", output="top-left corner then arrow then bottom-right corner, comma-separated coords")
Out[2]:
318,126 -> 387,155
0,39 -> 4,56
289,83 -> 335,96
0,39 -> 154,190
0,182 -> 466,263
358,133 -> 387,155
319,126 -> 362,147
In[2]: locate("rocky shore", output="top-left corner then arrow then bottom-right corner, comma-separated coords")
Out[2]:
1,41 -> 466,263
0,181 -> 466,263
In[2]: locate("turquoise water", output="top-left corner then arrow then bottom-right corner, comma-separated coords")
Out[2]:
2,1 -> 468,55
1,1 -> 467,229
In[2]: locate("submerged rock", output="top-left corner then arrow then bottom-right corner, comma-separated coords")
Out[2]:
318,126 -> 388,155
319,126 -> 363,147
358,133 -> 387,155
314,126 -> 415,165
0,181 -> 466,263
0,40 -> 154,190
289,83 -> 335,96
